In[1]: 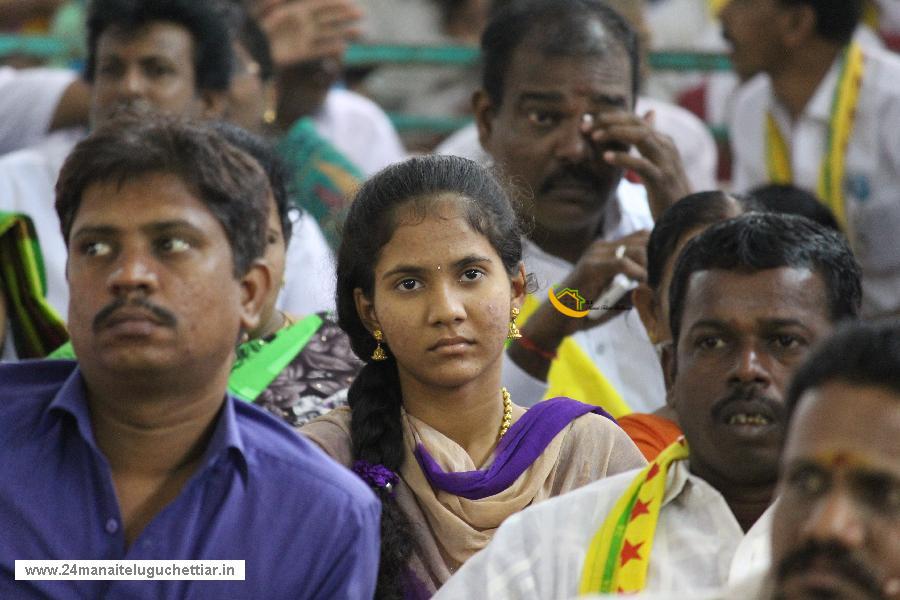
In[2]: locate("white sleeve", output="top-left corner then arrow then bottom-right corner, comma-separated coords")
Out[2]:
0,67 -> 78,155
434,512 -> 542,600
276,211 -> 337,315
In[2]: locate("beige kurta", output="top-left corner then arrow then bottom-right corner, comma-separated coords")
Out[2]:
300,405 -> 645,596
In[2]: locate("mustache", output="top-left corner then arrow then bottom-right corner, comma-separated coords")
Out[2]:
92,297 -> 178,332
539,163 -> 609,195
775,539 -> 884,599
711,382 -> 783,421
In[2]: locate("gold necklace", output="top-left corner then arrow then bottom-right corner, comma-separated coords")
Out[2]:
498,387 -> 513,439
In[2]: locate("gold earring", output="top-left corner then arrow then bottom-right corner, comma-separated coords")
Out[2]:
371,329 -> 388,361
507,307 -> 523,340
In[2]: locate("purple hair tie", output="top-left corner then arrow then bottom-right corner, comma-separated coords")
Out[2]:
352,460 -> 400,496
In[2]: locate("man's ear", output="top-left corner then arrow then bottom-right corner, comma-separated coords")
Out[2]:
661,341 -> 677,398
781,3 -> 817,48
473,89 -> 496,153
353,287 -> 380,336
633,283 -> 660,345
200,90 -> 229,120
238,259 -> 273,335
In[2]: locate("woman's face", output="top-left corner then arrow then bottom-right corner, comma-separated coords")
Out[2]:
356,196 -> 525,391
259,196 -> 287,328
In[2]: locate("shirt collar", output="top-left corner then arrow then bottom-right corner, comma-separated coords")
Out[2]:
42,366 -> 248,478
771,50 -> 844,125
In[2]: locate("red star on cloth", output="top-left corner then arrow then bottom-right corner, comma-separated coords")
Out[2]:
620,540 -> 644,567
646,463 -> 660,481
630,499 -> 651,521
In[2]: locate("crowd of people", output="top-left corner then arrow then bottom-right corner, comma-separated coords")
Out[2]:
0,0 -> 898,599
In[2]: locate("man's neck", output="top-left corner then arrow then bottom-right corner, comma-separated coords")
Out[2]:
770,41 -> 845,121
689,461 -> 776,533
85,370 -> 231,544
529,217 -> 604,265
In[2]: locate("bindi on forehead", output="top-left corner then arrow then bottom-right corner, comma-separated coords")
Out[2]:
814,450 -> 872,469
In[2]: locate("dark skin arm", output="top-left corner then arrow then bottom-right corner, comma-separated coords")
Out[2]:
507,229 -> 649,381
47,79 -> 90,133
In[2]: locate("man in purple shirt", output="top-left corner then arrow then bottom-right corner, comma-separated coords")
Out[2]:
0,115 -> 380,599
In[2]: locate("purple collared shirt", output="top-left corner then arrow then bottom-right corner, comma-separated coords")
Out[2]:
0,361 -> 380,599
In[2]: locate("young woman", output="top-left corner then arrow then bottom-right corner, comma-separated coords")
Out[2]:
300,155 -> 645,598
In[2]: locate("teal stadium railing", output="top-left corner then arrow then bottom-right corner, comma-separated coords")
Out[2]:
0,35 -> 731,138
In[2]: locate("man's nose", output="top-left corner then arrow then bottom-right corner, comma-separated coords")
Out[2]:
107,249 -> 158,296
729,342 -> 772,386
800,488 -> 866,550
554,117 -> 590,162
116,66 -> 148,99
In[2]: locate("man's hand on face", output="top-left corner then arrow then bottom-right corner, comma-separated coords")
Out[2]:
587,110 -> 692,220
559,229 -> 649,332
257,0 -> 364,67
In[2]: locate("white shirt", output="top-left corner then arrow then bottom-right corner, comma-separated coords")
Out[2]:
313,88 -> 407,176
0,67 -> 78,156
502,180 -> 665,413
435,96 -> 719,192
730,45 -> 900,317
0,131 -> 338,355
435,460 -> 773,600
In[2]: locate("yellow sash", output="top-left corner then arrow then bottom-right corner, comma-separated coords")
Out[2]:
764,42 -> 865,231
578,438 -> 690,595
516,294 -> 630,418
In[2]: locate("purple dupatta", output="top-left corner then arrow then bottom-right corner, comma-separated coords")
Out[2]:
413,397 -> 617,500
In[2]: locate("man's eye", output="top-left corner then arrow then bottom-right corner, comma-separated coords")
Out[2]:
97,63 -> 123,78
82,241 -> 112,257
158,237 -> 191,253
145,63 -> 174,78
788,465 -> 829,498
696,336 -> 726,350
396,279 -> 421,291
772,334 -> 804,350
526,110 -> 561,127
461,269 -> 484,282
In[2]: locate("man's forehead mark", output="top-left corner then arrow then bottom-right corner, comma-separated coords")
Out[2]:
814,450 -> 872,469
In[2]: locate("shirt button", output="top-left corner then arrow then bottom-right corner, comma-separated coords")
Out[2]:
105,518 -> 119,534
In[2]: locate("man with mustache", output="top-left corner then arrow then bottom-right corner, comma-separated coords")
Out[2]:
0,116 -> 380,599
436,213 -> 860,598
0,0 -> 232,359
473,0 -> 693,415
767,319 -> 900,600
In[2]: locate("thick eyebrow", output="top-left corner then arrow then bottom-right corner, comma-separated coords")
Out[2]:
517,91 -> 566,104
758,318 -> 816,333
141,220 -> 205,236
70,220 -> 205,241
685,319 -> 730,335
70,225 -> 119,242
381,254 -> 494,281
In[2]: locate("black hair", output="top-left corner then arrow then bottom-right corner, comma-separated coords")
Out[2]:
209,121 -> 294,244
749,183 -> 840,232
787,319 -> 900,416
84,0 -> 233,91
779,0 -> 863,44
646,191 -> 758,291
56,113 -> 270,277
668,213 -> 861,344
336,155 -> 522,599
481,0 -> 640,107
